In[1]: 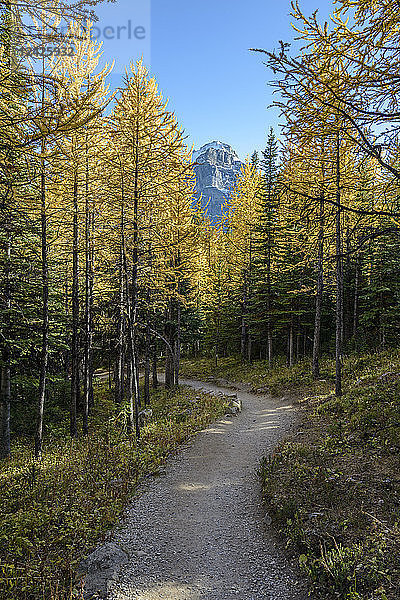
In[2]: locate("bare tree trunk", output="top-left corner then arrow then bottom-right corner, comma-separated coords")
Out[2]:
241,274 -> 247,361
312,193 -> 324,379
151,310 -> 158,389
165,353 -> 173,388
267,330 -> 273,369
165,301 -> 174,388
83,150 -> 92,435
0,355 -> 11,459
130,286 -> 140,433
214,318 -> 220,368
152,346 -> 158,388
83,151 -> 89,434
296,325 -> 301,361
335,132 -> 343,397
247,238 -> 253,364
286,330 -> 290,367
288,319 -> 294,367
174,298 -> 181,386
144,256 -> 152,403
89,213 -> 95,409
343,228 -> 351,345
35,146 -> 49,457
122,240 -> 140,437
144,319 -> 150,405
115,196 -> 125,403
107,341 -> 112,390
126,352 -> 134,434
70,169 -> 79,438
0,234 -> 11,459
63,263 -> 70,382
136,353 -> 141,409
353,254 -> 360,341
247,334 -> 252,363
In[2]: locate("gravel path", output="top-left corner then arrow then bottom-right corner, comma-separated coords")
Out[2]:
82,379 -> 306,600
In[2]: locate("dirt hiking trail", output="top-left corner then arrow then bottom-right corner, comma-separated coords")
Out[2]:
82,378 -> 306,600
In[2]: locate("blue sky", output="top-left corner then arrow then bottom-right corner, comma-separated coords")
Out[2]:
94,0 -> 333,160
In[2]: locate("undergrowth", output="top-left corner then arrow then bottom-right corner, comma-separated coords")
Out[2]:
183,351 -> 400,599
260,351 -> 400,600
180,355 -> 332,396
0,383 -> 227,600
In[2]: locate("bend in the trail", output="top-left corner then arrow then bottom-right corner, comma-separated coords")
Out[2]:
83,378 -> 307,600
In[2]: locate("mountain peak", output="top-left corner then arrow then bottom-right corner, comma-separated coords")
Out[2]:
192,141 -> 243,218
192,141 -> 240,163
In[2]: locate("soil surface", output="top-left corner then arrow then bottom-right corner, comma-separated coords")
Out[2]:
82,379 -> 307,600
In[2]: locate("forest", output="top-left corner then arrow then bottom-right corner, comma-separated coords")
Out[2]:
1,1 -> 400,599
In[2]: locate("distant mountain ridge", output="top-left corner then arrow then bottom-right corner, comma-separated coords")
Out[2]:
192,141 -> 243,217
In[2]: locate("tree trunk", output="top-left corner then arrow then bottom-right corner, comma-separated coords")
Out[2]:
122,245 -> 140,437
115,187 -> 126,402
63,264 -> 70,382
288,319 -> 294,367
247,238 -> 253,364
135,345 -> 141,410
144,269 -> 152,404
89,213 -> 95,409
70,169 -> 79,438
83,148 -> 92,435
165,301 -> 174,388
115,247 -> 125,406
0,355 -> 11,459
241,274 -> 247,361
35,148 -> 49,457
343,228 -> 352,345
312,193 -> 324,379
130,293 -> 140,433
335,132 -> 343,397
127,353 -> 134,434
107,343 -> 112,390
296,325 -> 301,361
0,234 -> 11,459
165,353 -> 173,388
381,323 -> 386,349
174,298 -> 181,386
152,347 -> 158,388
353,254 -> 360,341
286,330 -> 290,367
214,319 -> 219,369
267,330 -> 273,369
144,319 -> 150,405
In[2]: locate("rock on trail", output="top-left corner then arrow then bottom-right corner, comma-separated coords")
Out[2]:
82,379 -> 306,600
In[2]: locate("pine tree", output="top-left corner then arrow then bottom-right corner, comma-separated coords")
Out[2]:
252,128 -> 279,365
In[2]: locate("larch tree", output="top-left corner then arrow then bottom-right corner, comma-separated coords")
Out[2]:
224,160 -> 262,362
45,20 -> 112,441
108,60 -> 195,432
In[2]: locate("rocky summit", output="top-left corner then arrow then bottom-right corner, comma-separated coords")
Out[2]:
193,141 -> 243,218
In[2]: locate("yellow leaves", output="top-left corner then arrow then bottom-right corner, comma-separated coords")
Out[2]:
98,58 -> 201,303
53,20 -> 113,106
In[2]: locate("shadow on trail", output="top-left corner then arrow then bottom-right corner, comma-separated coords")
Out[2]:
83,379 -> 306,600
